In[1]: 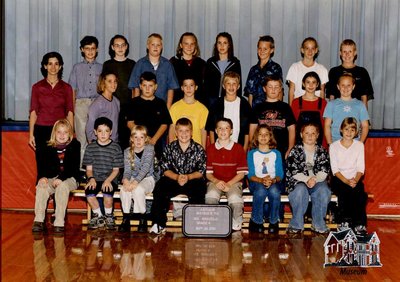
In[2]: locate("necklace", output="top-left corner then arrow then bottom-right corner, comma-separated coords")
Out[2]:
46,78 -> 59,86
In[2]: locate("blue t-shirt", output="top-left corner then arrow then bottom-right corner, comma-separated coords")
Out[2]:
323,98 -> 369,142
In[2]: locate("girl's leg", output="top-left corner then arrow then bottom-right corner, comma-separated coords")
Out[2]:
132,177 -> 155,214
34,181 -> 55,223
288,183 -> 309,230
267,183 -> 282,225
53,177 -> 77,227
249,182 -> 268,224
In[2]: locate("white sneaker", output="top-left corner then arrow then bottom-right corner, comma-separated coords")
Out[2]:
150,224 -> 165,235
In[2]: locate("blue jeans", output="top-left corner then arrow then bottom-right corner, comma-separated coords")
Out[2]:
288,181 -> 331,231
249,181 -> 281,225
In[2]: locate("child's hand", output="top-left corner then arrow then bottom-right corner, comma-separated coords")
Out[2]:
85,178 -> 96,190
307,177 -> 317,188
52,179 -> 62,188
149,138 -> 157,145
177,174 -> 188,186
262,175 -> 273,188
348,178 -> 358,188
38,177 -> 48,187
102,180 -> 113,192
216,181 -> 228,191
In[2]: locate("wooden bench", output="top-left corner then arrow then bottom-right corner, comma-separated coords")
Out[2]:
71,186 -> 355,229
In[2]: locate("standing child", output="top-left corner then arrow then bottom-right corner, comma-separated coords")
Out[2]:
169,74 -> 208,148
86,71 -> 120,143
323,73 -> 369,145
204,32 -> 242,109
120,126 -> 156,233
32,119 -> 80,234
286,122 -> 331,234
150,118 -> 207,235
286,37 -> 328,105
206,71 -> 251,151
170,32 -> 206,104
69,36 -> 103,164
329,117 -> 368,235
327,39 -> 374,109
128,33 -> 179,109
244,35 -> 283,107
247,125 -> 284,234
205,118 -> 247,231
291,71 -> 327,146
126,71 -> 172,159
102,34 -> 136,149
83,117 -> 124,230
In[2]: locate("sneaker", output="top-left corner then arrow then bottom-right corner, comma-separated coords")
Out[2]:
311,225 -> 330,235
150,224 -> 166,235
88,214 -> 105,230
338,222 -> 350,232
287,226 -> 302,234
354,225 -> 367,236
268,222 -> 279,234
32,221 -> 46,233
104,214 -> 116,230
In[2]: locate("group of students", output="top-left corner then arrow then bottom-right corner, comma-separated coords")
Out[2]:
29,32 -> 372,237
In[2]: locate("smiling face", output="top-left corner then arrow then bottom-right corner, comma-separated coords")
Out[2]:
181,79 -> 197,98
340,44 -> 357,65
257,41 -> 274,61
303,76 -> 319,94
147,37 -> 163,58
341,124 -> 357,141
215,121 -> 232,142
223,77 -> 240,98
55,124 -> 70,145
301,40 -> 318,60
103,74 -> 118,94
95,124 -> 112,145
180,35 -> 196,58
175,124 -> 192,145
337,76 -> 355,99
257,127 -> 271,147
112,37 -> 128,58
44,57 -> 61,77
81,43 -> 98,62
301,125 -> 319,146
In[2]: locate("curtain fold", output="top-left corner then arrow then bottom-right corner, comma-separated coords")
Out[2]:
4,0 -> 400,129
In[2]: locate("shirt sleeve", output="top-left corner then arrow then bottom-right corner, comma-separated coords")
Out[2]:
247,150 -> 256,178
274,150 -> 284,180
30,84 -> 39,113
135,145 -> 155,182
68,65 -> 78,89
123,148 -> 132,180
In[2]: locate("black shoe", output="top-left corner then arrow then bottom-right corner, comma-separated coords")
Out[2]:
32,221 -> 46,233
137,217 -> 148,233
268,222 -> 279,234
118,216 -> 131,233
53,226 -> 65,234
249,219 -> 264,233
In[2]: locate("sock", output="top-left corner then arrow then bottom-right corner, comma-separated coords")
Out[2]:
105,207 -> 113,215
93,208 -> 103,217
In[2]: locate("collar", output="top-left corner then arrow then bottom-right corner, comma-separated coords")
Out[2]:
215,139 -> 234,150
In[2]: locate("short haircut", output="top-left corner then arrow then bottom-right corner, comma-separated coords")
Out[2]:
300,37 -> 319,59
301,71 -> 321,90
176,32 -> 201,58
215,117 -> 233,130
258,35 -> 275,58
180,73 -> 197,85
146,33 -> 163,54
213,32 -> 234,60
108,34 -> 130,58
176,117 -> 193,130
338,73 -> 355,85
340,39 -> 358,62
94,117 -> 113,131
80,35 -> 99,58
140,71 -> 157,84
223,71 -> 240,85
97,70 -> 118,94
251,124 -> 277,149
262,75 -> 282,87
340,117 -> 359,137
40,52 -> 64,79
47,119 -> 74,147
300,121 -> 320,135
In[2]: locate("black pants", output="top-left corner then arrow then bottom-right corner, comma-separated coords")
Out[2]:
150,176 -> 206,227
331,176 -> 367,227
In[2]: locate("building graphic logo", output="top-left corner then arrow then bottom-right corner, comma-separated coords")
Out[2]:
323,228 -> 382,268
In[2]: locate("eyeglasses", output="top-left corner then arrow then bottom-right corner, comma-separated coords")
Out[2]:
113,43 -> 127,48
83,47 -> 97,51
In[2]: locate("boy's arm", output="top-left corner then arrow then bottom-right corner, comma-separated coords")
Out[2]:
361,95 -> 368,109
133,88 -> 140,98
201,128 -> 207,149
324,118 -> 333,145
209,131 -> 216,144
248,95 -> 253,108
104,168 -> 120,184
127,120 -> 136,131
167,89 -> 174,109
288,81 -> 295,105
168,124 -> 176,143
150,124 -> 168,145
85,165 -> 96,189
186,171 -> 204,180
227,172 -> 245,186
359,120 -> 369,143
319,83 -> 326,100
249,123 -> 258,149
286,124 -> 296,159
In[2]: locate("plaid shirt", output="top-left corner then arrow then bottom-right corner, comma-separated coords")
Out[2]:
160,139 -> 206,175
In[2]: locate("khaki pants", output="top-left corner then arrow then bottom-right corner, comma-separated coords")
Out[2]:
74,98 -> 94,167
34,177 -> 77,227
120,176 -> 155,214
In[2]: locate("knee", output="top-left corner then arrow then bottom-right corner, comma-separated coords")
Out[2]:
268,184 -> 282,199
205,197 -> 219,205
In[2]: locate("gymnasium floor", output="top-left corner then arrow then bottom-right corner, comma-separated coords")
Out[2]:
1,210 -> 399,281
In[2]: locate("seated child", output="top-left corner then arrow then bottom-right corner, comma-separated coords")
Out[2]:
286,122 -> 331,234
32,119 -> 80,234
247,124 -> 284,234
83,117 -> 124,230
120,125 -> 156,233
205,118 -> 247,231
329,117 -> 368,235
150,118 -> 207,235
